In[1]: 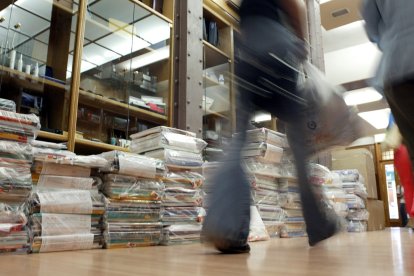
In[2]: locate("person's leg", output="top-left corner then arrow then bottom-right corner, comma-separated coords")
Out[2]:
385,80 -> 414,165
241,16 -> 340,246
286,116 -> 341,246
400,202 -> 408,227
201,61 -> 254,254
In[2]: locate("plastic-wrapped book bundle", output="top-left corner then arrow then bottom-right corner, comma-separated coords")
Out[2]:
160,171 -> 205,245
0,98 -> 16,112
100,151 -> 166,248
309,164 -> 349,219
0,110 -> 40,254
277,176 -> 307,238
240,128 -> 295,240
309,164 -> 369,233
130,126 -> 207,170
333,169 -> 369,233
129,127 -> 207,245
201,162 -> 222,210
28,149 -> 108,253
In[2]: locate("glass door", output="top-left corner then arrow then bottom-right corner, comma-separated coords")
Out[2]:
0,0 -> 77,142
202,6 -> 233,162
74,0 -> 172,154
380,161 -> 402,226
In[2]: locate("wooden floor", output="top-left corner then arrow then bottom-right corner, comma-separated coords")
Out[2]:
1,228 -> 413,276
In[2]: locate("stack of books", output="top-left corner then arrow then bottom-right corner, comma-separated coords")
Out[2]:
0,110 -> 40,254
129,127 -> 207,245
28,152 -> 108,253
100,151 -> 166,248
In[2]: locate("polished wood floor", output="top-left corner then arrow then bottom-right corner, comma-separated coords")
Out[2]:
1,228 -> 413,276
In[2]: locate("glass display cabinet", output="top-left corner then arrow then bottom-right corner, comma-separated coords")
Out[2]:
74,0 -> 173,153
202,5 -> 233,161
0,0 -> 78,142
0,0 -> 174,154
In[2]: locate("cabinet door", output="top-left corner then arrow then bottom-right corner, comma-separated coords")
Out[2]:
0,0 -> 77,142
203,42 -> 231,161
202,6 -> 233,161
75,0 -> 172,154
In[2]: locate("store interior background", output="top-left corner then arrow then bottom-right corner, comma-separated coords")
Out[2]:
0,0 -> 407,240
320,0 -> 402,227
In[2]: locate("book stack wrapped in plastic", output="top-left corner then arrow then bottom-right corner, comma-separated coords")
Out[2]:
130,126 -> 207,171
0,203 -> 29,254
28,150 -> 108,253
277,177 -> 307,238
309,164 -> 369,233
240,128 -> 291,240
310,164 -> 349,219
160,171 -> 205,245
333,169 -> 369,233
0,110 -> 40,254
31,141 -> 75,160
100,151 -> 166,248
0,98 -> 16,112
201,162 -> 222,210
129,127 -> 207,245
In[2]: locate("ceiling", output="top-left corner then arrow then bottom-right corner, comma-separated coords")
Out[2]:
320,0 -> 362,31
0,0 -> 171,79
320,0 -> 389,139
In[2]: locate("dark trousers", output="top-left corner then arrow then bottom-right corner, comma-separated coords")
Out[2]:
400,202 -> 408,227
386,79 -> 414,166
203,16 -> 335,244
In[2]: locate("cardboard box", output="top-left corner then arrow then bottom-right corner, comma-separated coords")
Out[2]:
332,148 -> 378,199
366,199 -> 386,231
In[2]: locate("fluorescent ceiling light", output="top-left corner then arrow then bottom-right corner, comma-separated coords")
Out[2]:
253,113 -> 271,123
374,133 -> 386,143
133,15 -> 171,45
130,45 -> 170,70
358,108 -> 390,129
349,136 -> 375,147
343,87 -> 383,106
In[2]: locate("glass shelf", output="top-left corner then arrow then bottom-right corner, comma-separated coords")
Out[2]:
0,0 -> 78,140
202,18 -> 232,161
75,0 -> 172,151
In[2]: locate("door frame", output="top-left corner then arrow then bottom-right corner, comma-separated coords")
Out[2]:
378,160 -> 402,227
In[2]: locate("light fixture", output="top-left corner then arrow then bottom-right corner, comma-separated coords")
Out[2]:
358,108 -> 390,130
343,87 -> 383,106
130,45 -> 170,69
374,133 -> 386,143
253,112 -> 271,123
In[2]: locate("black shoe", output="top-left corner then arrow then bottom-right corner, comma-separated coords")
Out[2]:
214,242 -> 251,254
308,219 -> 341,247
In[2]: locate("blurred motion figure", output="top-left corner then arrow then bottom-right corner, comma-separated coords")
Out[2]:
362,0 -> 414,166
202,0 -> 341,253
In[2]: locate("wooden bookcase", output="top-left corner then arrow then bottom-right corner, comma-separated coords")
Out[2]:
0,0 -> 247,156
202,1 -> 238,161
0,0 -> 175,154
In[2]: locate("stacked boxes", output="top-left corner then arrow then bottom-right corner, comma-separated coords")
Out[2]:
100,151 -> 165,248
0,111 -> 40,254
332,149 -> 377,200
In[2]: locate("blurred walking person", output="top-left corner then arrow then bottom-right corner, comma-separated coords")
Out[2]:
202,0 -> 341,254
